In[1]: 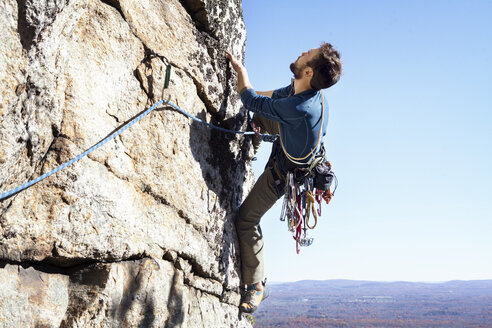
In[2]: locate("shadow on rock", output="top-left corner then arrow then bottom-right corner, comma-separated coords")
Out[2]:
60,260 -> 160,328
164,269 -> 186,327
188,109 -> 253,289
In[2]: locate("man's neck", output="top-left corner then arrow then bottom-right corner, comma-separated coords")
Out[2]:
293,78 -> 313,95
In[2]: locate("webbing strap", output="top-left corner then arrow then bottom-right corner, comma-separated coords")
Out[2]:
305,190 -> 318,229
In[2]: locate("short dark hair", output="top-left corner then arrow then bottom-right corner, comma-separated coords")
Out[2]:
307,42 -> 342,90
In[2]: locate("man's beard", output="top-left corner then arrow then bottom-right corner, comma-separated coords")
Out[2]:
290,61 -> 304,79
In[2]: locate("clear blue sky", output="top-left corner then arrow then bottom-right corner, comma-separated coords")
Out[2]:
242,0 -> 492,282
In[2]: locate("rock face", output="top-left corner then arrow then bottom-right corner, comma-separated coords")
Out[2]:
0,0 -> 254,327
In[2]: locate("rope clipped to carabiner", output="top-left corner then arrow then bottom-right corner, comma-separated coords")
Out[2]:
160,64 -> 277,142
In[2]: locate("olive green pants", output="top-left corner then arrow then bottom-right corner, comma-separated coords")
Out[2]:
236,115 -> 285,285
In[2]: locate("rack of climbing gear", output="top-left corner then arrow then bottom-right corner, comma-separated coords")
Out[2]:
0,64 -> 277,201
280,159 -> 337,254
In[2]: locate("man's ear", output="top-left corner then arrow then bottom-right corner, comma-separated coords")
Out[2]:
304,66 -> 314,78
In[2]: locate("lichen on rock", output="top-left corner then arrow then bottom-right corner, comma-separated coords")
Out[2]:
0,0 -> 253,326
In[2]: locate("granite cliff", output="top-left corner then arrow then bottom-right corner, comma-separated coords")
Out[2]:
0,0 -> 254,326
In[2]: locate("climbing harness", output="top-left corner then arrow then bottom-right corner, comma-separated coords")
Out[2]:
277,90 -> 338,253
0,65 -> 276,201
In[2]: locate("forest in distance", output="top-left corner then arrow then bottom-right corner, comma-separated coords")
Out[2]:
253,279 -> 492,327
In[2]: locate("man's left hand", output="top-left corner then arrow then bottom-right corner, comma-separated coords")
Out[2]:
225,51 -> 244,73
225,51 -> 252,94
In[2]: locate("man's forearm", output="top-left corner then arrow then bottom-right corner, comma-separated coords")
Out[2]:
256,90 -> 273,97
236,67 -> 253,95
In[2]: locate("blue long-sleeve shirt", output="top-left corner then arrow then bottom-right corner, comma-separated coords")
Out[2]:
240,84 -> 328,163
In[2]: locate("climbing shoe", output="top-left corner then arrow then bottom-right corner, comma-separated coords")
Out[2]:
239,282 -> 269,313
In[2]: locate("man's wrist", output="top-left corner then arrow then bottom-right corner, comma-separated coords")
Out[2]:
238,65 -> 247,74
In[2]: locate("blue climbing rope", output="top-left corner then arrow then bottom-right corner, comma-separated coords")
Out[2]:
165,101 -> 278,141
0,98 -> 277,201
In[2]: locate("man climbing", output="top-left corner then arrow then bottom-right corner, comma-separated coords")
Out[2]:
226,42 -> 342,313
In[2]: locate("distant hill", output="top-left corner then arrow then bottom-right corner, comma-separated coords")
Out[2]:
254,280 -> 492,327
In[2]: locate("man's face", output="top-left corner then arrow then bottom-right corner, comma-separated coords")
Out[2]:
290,48 -> 320,79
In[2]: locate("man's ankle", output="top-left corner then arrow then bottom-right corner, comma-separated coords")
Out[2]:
246,281 -> 264,291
